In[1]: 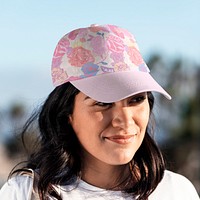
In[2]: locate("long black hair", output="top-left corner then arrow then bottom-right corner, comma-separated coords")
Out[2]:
10,82 -> 165,200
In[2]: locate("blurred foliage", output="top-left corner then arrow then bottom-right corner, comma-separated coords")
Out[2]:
147,54 -> 200,139
2,103 -> 39,159
9,103 -> 25,120
0,53 -> 199,193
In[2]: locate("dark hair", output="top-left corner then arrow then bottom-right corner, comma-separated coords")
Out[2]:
11,82 -> 165,200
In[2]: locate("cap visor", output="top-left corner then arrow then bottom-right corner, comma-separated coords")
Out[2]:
70,71 -> 171,103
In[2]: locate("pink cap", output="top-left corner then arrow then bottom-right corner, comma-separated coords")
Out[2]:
51,24 -> 171,102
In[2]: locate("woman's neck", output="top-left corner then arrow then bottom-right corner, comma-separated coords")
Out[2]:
81,159 -> 130,190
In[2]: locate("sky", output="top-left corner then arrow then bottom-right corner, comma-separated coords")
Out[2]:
0,0 -> 200,108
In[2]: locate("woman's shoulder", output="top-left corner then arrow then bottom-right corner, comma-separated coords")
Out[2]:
149,170 -> 199,200
162,170 -> 199,191
0,172 -> 34,200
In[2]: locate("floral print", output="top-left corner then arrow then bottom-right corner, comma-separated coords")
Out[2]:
114,62 -> 130,72
107,25 -> 125,39
128,46 -> 144,66
81,63 -> 99,77
52,68 -> 68,86
68,47 -> 95,67
107,35 -> 125,53
110,52 -> 124,64
52,38 -> 70,68
91,35 -> 107,55
51,24 -> 149,86
68,29 -> 80,40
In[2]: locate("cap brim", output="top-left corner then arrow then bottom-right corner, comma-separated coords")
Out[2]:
70,70 -> 171,103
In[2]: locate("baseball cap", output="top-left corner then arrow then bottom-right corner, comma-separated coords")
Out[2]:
51,24 -> 171,103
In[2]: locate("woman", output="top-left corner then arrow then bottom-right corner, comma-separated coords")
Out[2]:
0,24 -> 199,200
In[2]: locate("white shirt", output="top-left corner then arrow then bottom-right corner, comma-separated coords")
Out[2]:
0,170 -> 199,200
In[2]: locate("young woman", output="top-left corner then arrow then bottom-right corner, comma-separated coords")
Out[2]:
0,24 -> 199,200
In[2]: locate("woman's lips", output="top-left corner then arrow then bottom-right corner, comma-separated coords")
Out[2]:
104,135 -> 135,144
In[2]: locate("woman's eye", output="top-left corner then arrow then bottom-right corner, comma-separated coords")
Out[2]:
95,102 -> 112,107
129,95 -> 146,104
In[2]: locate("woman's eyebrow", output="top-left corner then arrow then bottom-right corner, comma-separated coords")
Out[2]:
84,96 -> 91,101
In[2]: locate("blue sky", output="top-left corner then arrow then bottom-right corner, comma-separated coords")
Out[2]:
0,0 -> 200,108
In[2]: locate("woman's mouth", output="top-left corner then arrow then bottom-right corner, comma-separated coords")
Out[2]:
104,135 -> 135,144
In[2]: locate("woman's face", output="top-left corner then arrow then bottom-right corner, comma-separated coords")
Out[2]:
69,92 -> 150,167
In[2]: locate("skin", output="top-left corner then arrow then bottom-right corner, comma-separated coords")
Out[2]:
69,92 -> 150,189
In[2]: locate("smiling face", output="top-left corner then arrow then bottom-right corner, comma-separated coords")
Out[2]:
69,92 -> 150,168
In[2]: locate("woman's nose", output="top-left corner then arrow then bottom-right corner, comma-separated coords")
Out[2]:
111,107 -> 135,131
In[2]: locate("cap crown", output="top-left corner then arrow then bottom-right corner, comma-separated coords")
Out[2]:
51,24 -> 149,87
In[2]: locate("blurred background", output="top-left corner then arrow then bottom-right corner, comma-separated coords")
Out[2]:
0,0 -> 199,194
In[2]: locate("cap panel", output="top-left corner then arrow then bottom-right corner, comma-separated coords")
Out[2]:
51,25 -> 149,87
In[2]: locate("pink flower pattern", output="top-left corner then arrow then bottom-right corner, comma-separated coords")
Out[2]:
108,25 -> 125,39
128,47 -> 144,66
109,24 -> 134,40
52,68 -> 68,85
67,47 -> 95,67
107,35 -> 125,53
110,52 -> 124,63
52,39 -> 70,68
91,35 -> 107,55
68,29 -> 80,40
